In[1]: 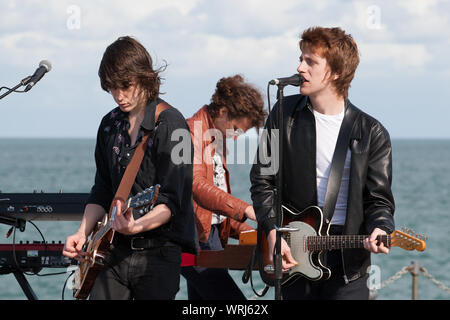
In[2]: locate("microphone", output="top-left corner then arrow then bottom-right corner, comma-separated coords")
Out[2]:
269,74 -> 305,87
24,60 -> 52,92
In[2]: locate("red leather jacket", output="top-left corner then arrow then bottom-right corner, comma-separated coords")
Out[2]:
186,106 -> 253,247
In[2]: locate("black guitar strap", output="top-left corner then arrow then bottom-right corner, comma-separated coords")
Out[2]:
321,102 -> 360,231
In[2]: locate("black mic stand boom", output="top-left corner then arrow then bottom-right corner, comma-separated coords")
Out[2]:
0,76 -> 31,100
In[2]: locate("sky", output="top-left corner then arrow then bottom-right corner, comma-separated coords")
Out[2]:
0,0 -> 449,139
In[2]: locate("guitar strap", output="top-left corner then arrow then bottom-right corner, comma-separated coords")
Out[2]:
321,102 -> 359,230
108,101 -> 172,218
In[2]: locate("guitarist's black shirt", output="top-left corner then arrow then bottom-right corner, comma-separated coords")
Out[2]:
86,98 -> 199,255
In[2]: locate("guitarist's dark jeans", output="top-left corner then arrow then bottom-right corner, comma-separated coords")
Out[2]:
89,243 -> 181,300
281,225 -> 370,300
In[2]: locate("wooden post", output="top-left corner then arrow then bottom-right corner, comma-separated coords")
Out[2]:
410,260 -> 419,300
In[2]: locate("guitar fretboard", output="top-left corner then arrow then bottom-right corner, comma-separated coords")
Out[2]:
305,235 -> 390,251
92,220 -> 113,243
91,201 -> 131,243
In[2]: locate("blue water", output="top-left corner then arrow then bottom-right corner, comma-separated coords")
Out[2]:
0,138 -> 448,300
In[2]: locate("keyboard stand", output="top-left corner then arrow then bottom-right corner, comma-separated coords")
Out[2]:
13,271 -> 38,300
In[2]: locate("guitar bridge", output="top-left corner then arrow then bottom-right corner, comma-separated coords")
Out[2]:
94,252 -> 107,266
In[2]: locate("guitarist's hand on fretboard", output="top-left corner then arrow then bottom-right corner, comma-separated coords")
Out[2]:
111,199 -> 139,235
363,227 -> 390,254
267,229 -> 298,271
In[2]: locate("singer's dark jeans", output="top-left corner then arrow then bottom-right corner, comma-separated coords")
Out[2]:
89,243 -> 181,300
281,252 -> 370,300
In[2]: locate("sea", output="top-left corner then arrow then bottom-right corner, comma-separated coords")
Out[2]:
0,138 -> 449,300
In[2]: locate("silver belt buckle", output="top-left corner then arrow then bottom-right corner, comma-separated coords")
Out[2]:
131,237 -> 145,251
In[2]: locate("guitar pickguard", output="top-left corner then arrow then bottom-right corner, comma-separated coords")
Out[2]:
257,205 -> 331,286
287,221 -> 323,281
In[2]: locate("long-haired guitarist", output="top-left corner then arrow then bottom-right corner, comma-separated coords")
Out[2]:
62,36 -> 198,299
250,26 -> 395,299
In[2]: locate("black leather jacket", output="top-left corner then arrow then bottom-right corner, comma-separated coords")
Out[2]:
250,94 -> 395,282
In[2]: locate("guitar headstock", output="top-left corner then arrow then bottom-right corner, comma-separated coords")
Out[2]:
390,228 -> 427,252
129,184 -> 161,210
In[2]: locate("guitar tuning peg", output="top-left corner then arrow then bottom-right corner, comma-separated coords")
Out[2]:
402,227 -> 415,236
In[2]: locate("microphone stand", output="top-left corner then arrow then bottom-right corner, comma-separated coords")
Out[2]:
266,74 -> 303,300
273,84 -> 285,300
0,76 -> 32,100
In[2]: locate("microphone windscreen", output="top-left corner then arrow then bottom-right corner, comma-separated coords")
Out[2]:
39,60 -> 52,72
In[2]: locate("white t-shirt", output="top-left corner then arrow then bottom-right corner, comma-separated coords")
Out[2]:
211,152 -> 228,225
313,108 -> 351,226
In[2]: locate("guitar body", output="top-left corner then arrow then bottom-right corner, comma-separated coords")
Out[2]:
257,204 -> 427,288
73,217 -> 115,299
72,185 -> 160,299
257,205 -> 331,286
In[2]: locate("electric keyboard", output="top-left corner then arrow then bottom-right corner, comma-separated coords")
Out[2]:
0,192 -> 88,221
0,242 -> 72,274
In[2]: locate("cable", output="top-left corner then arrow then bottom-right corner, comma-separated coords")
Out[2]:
62,269 -> 75,300
0,86 -> 26,93
12,219 -> 43,276
11,219 -> 68,277
11,221 -> 36,276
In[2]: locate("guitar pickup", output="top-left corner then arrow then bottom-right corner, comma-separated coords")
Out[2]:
275,226 -> 300,233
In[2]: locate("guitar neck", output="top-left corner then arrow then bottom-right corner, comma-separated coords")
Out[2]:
90,185 -> 158,244
306,234 -> 390,251
91,219 -> 114,243
91,202 -> 131,243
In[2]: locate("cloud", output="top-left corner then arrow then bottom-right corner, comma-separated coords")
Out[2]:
0,31 -> 66,61
359,42 -> 433,71
0,0 -> 449,138
166,29 -> 300,78
1,0 -> 444,74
